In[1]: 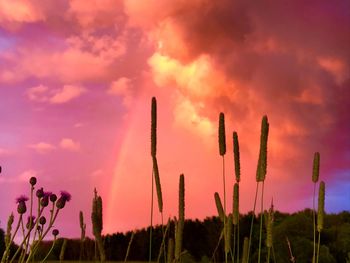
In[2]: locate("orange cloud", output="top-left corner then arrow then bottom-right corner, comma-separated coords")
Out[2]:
68,0 -> 124,29
28,142 -> 56,154
59,138 -> 81,152
27,85 -> 85,104
0,0 -> 45,24
108,77 -> 132,106
50,85 -> 86,104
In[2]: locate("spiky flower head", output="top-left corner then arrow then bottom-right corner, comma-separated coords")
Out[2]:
233,131 -> 241,182
312,152 -> 320,183
152,156 -> 163,213
218,112 -> 226,156
5,213 -> 14,246
29,176 -> 37,186
40,191 -> 52,207
52,229 -> 59,237
36,187 -> 44,198
56,191 -> 71,209
317,181 -> 325,232
256,115 -> 269,182
214,192 -> 225,222
151,97 -> 157,157
26,216 -> 36,230
50,193 -> 57,202
16,195 -> 29,214
264,211 -> 273,248
92,189 -> 103,236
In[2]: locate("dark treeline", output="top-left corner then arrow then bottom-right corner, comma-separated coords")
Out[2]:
1,209 -> 349,262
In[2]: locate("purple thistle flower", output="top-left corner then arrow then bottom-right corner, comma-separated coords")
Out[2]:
60,191 -> 71,202
36,187 -> 44,198
16,195 -> 29,214
40,191 -> 52,207
16,195 -> 29,204
56,191 -> 71,209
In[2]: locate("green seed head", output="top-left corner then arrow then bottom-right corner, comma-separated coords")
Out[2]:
5,213 -> 14,246
242,237 -> 249,263
233,131 -> 241,182
317,181 -> 325,232
256,115 -> 269,182
214,192 -> 225,222
218,112 -> 226,156
264,211 -> 273,248
151,97 -> 157,157
152,156 -> 163,213
312,152 -> 320,183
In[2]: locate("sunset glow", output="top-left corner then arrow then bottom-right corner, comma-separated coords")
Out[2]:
0,0 -> 349,239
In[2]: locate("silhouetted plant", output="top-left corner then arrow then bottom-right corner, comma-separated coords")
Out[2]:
1,177 -> 70,263
92,188 -> 105,262
312,152 -> 320,263
316,181 -> 325,263
175,174 -> 185,262
79,211 -> 86,261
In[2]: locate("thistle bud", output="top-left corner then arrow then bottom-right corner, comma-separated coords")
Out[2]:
50,194 -> 57,202
29,177 -> 37,186
39,216 -> 46,225
16,195 -> 29,214
36,188 -> 44,198
41,192 -> 51,207
52,229 -> 59,236
26,216 -> 35,230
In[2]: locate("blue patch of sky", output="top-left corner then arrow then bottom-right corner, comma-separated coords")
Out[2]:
325,169 -> 350,213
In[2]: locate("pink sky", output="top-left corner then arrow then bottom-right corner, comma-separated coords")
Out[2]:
0,0 -> 349,239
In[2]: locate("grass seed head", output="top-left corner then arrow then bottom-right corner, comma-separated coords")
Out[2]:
256,115 -> 269,182
214,192 -> 225,222
317,181 -> 325,232
152,156 -> 163,213
312,152 -> 320,183
151,97 -> 157,157
233,131 -> 241,182
242,237 -> 249,263
219,112 -> 226,156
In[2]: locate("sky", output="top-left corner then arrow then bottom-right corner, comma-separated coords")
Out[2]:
0,0 -> 349,239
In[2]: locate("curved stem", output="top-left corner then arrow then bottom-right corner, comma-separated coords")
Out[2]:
247,182 -> 259,263
40,237 -> 57,263
25,209 -> 60,263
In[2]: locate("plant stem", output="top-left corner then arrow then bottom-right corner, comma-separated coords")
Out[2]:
149,170 -> 154,263
312,182 -> 316,263
316,231 -> 321,263
257,181 -> 265,263
222,156 -> 227,263
247,182 -> 259,263
40,237 -> 57,263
